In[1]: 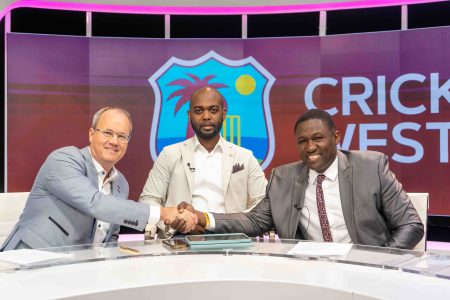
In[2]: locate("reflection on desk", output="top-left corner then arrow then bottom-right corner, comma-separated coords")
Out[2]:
1,239 -> 450,299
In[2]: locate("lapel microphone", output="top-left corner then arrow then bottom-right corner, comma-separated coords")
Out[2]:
187,163 -> 195,172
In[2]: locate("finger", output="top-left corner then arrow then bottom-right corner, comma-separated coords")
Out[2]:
179,220 -> 188,233
194,225 -> 205,233
193,213 -> 198,224
177,201 -> 188,210
186,219 -> 196,232
170,217 -> 182,231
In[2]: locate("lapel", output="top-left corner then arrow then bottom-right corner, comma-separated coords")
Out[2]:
81,147 -> 100,241
337,151 -> 358,243
81,147 -> 99,188
289,163 -> 309,238
180,137 -> 196,198
111,178 -> 121,198
222,140 -> 235,197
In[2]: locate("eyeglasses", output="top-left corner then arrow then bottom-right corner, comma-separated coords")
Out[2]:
95,129 -> 130,143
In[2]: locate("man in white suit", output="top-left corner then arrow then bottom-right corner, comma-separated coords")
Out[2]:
139,87 -> 267,237
1,107 -> 197,251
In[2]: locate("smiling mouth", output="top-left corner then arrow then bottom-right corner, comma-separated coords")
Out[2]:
308,154 -> 321,162
105,147 -> 119,153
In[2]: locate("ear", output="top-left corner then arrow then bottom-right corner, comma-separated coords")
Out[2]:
222,107 -> 227,121
187,109 -> 191,122
334,130 -> 341,145
88,128 -> 95,144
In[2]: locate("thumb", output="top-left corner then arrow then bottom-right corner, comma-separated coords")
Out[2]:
177,201 -> 187,210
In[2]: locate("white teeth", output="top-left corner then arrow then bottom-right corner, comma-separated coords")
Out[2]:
309,155 -> 320,161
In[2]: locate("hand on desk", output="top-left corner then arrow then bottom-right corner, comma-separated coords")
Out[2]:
160,207 -> 198,233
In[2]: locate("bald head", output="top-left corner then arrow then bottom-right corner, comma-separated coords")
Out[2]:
190,87 -> 225,109
188,86 -> 226,145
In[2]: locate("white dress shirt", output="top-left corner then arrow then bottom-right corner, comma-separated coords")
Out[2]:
299,156 -> 352,243
91,157 -> 117,244
192,136 -> 225,214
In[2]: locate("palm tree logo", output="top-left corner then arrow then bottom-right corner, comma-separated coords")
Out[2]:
166,73 -> 228,138
149,51 -> 275,170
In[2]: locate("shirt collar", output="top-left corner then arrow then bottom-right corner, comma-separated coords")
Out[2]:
88,148 -> 119,182
194,135 -> 223,154
308,155 -> 339,183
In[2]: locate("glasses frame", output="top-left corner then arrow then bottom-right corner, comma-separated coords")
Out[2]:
94,128 -> 130,143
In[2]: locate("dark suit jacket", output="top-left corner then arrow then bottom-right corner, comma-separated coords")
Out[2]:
214,150 -> 424,249
1,146 -> 150,251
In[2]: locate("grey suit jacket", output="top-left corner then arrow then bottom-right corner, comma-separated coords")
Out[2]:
1,146 -> 150,251
214,150 -> 424,249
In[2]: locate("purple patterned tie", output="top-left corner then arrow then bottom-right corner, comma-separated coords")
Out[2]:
316,174 -> 333,242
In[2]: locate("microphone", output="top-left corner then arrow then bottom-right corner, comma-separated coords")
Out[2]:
187,163 -> 195,172
293,203 -> 302,211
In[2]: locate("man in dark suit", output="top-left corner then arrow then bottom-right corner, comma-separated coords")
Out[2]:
176,109 -> 424,249
1,107 -> 197,251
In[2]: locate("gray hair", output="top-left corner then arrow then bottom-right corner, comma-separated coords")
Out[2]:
92,107 -> 133,132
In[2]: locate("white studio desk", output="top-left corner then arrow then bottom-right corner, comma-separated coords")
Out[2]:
1,239 -> 450,300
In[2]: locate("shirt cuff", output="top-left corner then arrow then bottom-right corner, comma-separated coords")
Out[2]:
207,212 -> 215,230
147,205 -> 161,227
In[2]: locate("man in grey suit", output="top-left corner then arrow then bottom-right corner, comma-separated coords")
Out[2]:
177,109 -> 424,249
139,87 -> 267,238
1,107 -> 197,251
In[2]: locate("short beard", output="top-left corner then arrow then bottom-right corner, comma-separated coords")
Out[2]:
191,120 -> 223,141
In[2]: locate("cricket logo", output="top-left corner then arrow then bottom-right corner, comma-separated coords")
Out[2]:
149,51 -> 275,170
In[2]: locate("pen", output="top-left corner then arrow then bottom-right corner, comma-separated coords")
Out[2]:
119,245 -> 140,254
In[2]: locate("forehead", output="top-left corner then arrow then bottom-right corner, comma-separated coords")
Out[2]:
190,90 -> 223,107
97,110 -> 131,132
295,119 -> 331,136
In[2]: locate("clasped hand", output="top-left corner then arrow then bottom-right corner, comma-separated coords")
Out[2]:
165,202 -> 206,234
161,206 -> 198,233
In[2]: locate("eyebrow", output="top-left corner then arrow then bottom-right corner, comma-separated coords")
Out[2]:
103,128 -> 129,135
193,105 -> 220,109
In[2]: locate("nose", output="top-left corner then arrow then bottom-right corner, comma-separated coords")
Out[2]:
202,110 -> 212,120
306,140 -> 317,152
108,133 -> 119,144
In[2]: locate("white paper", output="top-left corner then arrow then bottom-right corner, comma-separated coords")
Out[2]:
287,241 -> 352,257
0,249 -> 74,266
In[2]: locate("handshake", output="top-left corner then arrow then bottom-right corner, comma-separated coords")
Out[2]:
160,202 -> 207,233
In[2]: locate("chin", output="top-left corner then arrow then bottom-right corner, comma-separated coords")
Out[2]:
307,163 -> 322,172
104,155 -> 121,163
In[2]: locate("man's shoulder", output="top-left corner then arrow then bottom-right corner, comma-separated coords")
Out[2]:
342,149 -> 385,162
48,146 -> 85,160
272,161 -> 304,175
222,139 -> 253,156
340,150 -> 387,169
41,146 -> 91,173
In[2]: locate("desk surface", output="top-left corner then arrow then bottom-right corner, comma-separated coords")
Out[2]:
1,239 -> 450,299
